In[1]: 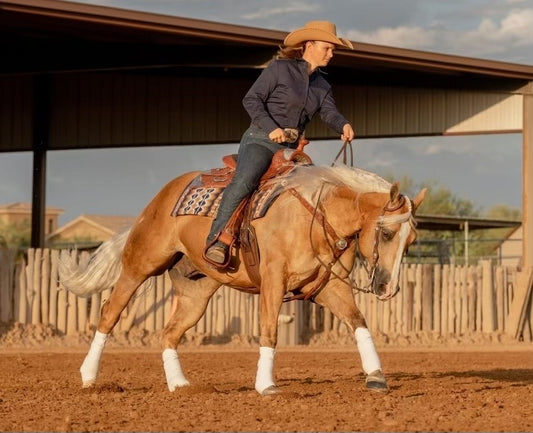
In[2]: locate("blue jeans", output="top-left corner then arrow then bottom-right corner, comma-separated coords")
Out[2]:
207,126 -> 283,243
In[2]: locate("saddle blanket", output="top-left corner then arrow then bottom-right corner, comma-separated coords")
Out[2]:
170,174 -> 281,220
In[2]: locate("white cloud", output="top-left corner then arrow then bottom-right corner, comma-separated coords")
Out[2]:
343,7 -> 533,62
241,2 -> 319,21
346,26 -> 436,50
463,9 -> 533,53
423,142 -> 476,156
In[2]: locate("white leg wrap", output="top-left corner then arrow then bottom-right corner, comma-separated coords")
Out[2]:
355,327 -> 382,374
80,330 -> 108,387
255,346 -> 276,394
162,348 -> 190,392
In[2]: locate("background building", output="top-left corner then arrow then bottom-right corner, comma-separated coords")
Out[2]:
0,202 -> 63,236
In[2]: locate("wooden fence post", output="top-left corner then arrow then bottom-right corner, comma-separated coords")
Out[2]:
14,258 -> 25,323
476,266 -> 483,332
433,264 -> 441,334
66,250 -> 78,335
413,264 -> 423,331
48,249 -> 59,328
481,260 -> 496,332
40,248 -> 50,326
27,249 -> 39,324
405,265 -> 416,333
76,251 -> 89,332
495,266 -> 505,331
441,264 -> 449,334
0,248 -> 16,322
448,264 -> 456,334
421,264 -> 433,331
457,264 -> 468,334
506,267 -> 533,339
467,265 -> 477,332
57,250 -> 68,334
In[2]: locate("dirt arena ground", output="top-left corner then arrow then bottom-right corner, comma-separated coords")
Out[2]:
0,327 -> 532,432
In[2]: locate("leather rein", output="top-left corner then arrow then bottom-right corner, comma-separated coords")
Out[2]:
284,187 -> 354,302
283,138 -> 412,302
284,178 -> 410,303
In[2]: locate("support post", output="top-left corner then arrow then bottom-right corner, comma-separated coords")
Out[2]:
30,75 -> 51,248
523,83 -> 533,269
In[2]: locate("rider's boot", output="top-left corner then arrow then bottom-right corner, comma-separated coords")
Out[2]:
205,241 -> 229,265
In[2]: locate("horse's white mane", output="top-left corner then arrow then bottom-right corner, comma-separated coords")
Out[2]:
266,164 -> 392,202
267,164 -> 414,227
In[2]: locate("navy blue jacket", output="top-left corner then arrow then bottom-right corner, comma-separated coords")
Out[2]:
242,58 -> 350,136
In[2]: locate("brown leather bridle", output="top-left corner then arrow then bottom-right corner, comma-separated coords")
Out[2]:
284,186 -> 412,302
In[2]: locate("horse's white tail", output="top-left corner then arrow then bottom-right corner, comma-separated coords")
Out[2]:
58,229 -> 130,298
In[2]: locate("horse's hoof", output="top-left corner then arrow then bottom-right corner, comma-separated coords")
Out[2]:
366,380 -> 389,393
81,380 -> 96,389
168,380 -> 191,392
365,369 -> 389,393
260,385 -> 282,396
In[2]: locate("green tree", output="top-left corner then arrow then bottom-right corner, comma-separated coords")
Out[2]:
469,204 -> 523,260
484,204 -> 521,220
389,177 -> 479,217
384,174 -> 520,264
0,219 -> 31,248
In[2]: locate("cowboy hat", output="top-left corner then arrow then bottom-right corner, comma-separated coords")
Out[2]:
283,20 -> 354,50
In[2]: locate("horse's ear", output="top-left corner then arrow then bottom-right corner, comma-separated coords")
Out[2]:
412,188 -> 427,212
390,182 -> 401,204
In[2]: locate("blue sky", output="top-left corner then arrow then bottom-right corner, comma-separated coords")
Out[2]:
1,0 -> 531,225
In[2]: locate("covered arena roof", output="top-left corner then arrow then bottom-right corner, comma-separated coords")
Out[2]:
2,0 -> 533,155
2,0 -> 533,89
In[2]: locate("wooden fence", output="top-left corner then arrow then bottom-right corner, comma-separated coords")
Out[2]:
0,247 -> 531,344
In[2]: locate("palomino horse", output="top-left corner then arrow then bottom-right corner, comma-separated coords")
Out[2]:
59,162 -> 425,395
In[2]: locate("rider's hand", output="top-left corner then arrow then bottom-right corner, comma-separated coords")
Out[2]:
269,128 -> 286,143
341,123 -> 355,142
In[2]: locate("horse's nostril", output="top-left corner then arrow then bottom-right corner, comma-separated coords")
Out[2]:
372,281 -> 388,297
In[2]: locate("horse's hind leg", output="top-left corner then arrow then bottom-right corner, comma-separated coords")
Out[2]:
162,267 -> 221,392
315,282 -> 389,393
79,273 -> 145,387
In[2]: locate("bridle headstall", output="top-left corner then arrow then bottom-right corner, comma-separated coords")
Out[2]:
284,185 -> 413,302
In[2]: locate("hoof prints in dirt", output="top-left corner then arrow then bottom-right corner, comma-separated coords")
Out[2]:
82,382 -> 125,393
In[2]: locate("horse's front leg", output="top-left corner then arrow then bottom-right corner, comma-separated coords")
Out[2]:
255,276 -> 286,396
315,281 -> 389,392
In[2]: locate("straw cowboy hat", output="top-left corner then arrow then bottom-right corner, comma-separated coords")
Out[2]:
283,20 -> 354,50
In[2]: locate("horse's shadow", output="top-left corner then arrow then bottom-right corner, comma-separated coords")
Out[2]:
389,368 -> 533,385
433,368 -> 533,384
281,377 -> 336,386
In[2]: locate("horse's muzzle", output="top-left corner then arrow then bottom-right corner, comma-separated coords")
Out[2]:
376,284 -> 399,301
372,268 -> 399,301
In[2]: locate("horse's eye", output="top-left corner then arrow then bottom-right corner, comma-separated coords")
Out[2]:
381,228 -> 395,241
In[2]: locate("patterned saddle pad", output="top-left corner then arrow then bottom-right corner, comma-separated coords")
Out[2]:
170,174 -> 281,220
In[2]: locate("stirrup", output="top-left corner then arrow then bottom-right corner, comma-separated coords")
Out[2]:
203,239 -> 231,268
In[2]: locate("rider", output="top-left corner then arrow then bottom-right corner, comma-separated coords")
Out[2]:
205,20 -> 356,265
